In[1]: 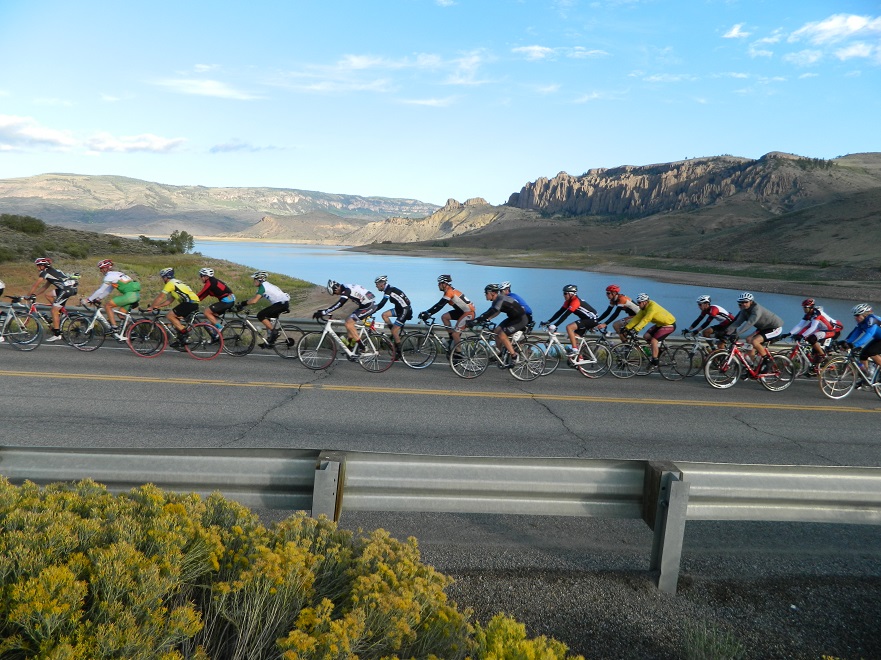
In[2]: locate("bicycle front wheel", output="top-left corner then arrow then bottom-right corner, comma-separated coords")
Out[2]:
575,340 -> 612,378
273,324 -> 304,359
657,346 -> 683,381
449,337 -> 490,379
65,316 -> 106,352
6,313 -> 43,350
510,341 -> 545,381
610,343 -> 642,379
184,323 -> 223,360
297,331 -> 337,370
400,331 -> 439,369
59,312 -> 87,346
537,340 -> 564,376
672,345 -> 704,378
221,320 -> 256,356
758,354 -> 795,392
359,333 -> 396,373
704,352 -> 740,389
818,357 -> 856,399
127,319 -> 167,357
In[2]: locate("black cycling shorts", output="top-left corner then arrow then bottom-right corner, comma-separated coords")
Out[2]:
173,301 -> 199,318
257,301 -> 289,321
500,315 -> 528,335
859,339 -> 881,360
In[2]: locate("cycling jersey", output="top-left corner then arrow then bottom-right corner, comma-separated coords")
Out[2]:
256,281 -> 290,305
790,307 -> 842,339
39,266 -> 75,294
87,270 -> 140,301
595,294 -> 639,325
845,314 -> 881,349
198,276 -> 235,302
321,283 -> 375,315
475,293 -> 526,324
375,284 -> 411,316
424,287 -> 475,317
162,278 -> 200,303
625,301 -> 676,333
730,302 -> 784,334
506,292 -> 533,317
687,305 -> 733,332
546,296 -> 597,325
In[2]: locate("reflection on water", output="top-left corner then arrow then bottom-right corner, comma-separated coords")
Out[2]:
195,240 -> 863,333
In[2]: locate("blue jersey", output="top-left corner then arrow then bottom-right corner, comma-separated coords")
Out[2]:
845,314 -> 881,348
507,292 -> 533,316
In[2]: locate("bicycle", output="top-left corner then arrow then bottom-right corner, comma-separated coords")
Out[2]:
772,333 -> 839,378
61,298 -> 143,353
218,306 -> 304,358
448,320 -> 545,381
297,315 -> 395,372
536,323 -> 611,378
19,294 -> 84,345
398,316 -> 456,369
817,347 -> 881,400
671,330 -> 720,378
703,337 -> 795,391
127,310 -> 224,360
1,296 -> 44,350
611,332 -> 682,380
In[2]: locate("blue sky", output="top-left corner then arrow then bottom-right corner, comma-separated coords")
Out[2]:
1,1 -> 879,206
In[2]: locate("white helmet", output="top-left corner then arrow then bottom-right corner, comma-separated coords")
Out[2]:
635,293 -> 650,303
199,267 -> 214,277
737,292 -> 754,303
696,295 -> 711,304
852,303 -> 872,315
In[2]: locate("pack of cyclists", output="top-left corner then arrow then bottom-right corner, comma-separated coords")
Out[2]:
4,258 -> 877,385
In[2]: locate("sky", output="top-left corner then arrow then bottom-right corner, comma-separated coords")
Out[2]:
1,1 -> 879,206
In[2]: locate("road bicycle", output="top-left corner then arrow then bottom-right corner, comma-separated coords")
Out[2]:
611,332 -> 682,380
703,337 -> 795,391
297,315 -> 395,372
448,320 -> 545,381
218,307 -> 304,358
18,294 -> 85,345
535,323 -> 611,378
772,333 -> 839,378
671,330 -> 720,378
64,299 -> 146,352
127,310 -> 224,360
398,316 -> 457,369
817,347 -> 881,400
1,296 -> 44,350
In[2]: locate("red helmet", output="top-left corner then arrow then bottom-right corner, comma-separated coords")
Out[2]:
34,257 -> 52,267
98,259 -> 114,272
605,284 -> 620,294
801,298 -> 815,308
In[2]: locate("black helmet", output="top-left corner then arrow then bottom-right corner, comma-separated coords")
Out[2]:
437,274 -> 452,284
562,284 -> 577,293
484,283 -> 501,293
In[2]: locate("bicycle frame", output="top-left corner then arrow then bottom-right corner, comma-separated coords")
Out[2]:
1,297 -> 44,350
818,349 -> 881,400
399,317 -> 452,369
704,339 -> 794,391
297,316 -> 395,372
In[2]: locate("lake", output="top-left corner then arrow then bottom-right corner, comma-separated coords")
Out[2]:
194,240 -> 864,333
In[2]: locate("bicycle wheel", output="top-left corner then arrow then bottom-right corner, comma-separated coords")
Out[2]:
359,333 -> 396,373
610,343 -> 643,379
5,313 -> 43,350
575,341 -> 612,379
510,341 -> 545,381
635,346 -> 653,376
273,324 -> 304,359
65,316 -> 106,352
184,323 -> 223,360
775,348 -> 810,378
297,331 -> 337,370
537,340 -> 564,376
221,320 -> 256,357
127,319 -> 167,357
672,345 -> 704,378
400,331 -> 439,369
657,346 -> 683,381
757,354 -> 795,391
818,357 -> 856,399
704,352 -> 741,389
449,337 -> 490,379
59,312 -> 87,346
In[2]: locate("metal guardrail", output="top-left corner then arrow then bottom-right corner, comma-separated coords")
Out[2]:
1,446 -> 879,593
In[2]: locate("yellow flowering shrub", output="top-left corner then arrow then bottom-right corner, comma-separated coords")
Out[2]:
0,478 -> 582,660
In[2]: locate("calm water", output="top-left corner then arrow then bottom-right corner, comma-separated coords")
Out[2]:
195,240 -> 864,333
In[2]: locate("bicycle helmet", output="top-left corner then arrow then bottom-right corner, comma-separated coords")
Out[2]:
158,267 -> 174,279
562,284 -> 578,293
251,271 -> 268,282
199,267 -> 215,277
437,274 -> 452,284
499,281 -> 511,291
34,257 -> 52,267
635,293 -> 650,303
696,295 -> 711,304
801,298 -> 815,308
484,283 -> 501,293
374,275 -> 388,287
326,279 -> 341,294
737,292 -> 754,303
852,303 -> 873,315
605,284 -> 620,294
97,259 -> 114,272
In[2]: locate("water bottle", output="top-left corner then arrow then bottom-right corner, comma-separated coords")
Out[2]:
869,362 -> 878,382
642,345 -> 651,357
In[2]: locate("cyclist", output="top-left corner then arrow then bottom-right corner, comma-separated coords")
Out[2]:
373,275 -> 411,358
595,284 -> 640,342
83,259 -> 141,340
728,292 -> 784,371
24,257 -> 79,342
787,298 -> 843,367
842,303 -> 881,385
196,267 -> 235,330
143,268 -> 201,348
623,293 -> 676,368
541,284 -> 599,357
240,271 -> 290,347
683,295 -> 734,347
499,281 -> 533,324
467,283 -> 528,366
418,274 -> 475,351
314,280 -> 377,353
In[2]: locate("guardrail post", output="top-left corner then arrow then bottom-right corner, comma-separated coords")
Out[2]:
312,452 -> 344,521
645,462 -> 690,594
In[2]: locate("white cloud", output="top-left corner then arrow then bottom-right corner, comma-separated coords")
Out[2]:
399,96 -> 456,107
32,97 -> 73,107
573,89 -> 626,103
435,0 -> 455,6
643,73 -> 698,83
209,140 -> 278,154
0,114 -> 76,150
723,23 -> 751,39
85,132 -> 186,153
512,45 -> 608,61
789,14 -> 881,45
568,46 -> 609,59
155,78 -> 261,100
783,49 -> 824,67
512,45 -> 555,61
835,42 -> 875,60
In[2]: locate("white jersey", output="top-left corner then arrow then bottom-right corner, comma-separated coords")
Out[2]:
88,270 -> 135,301
344,283 -> 375,306
258,281 -> 290,304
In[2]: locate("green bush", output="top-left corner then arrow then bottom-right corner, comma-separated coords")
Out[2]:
0,478 -> 583,660
0,214 -> 46,234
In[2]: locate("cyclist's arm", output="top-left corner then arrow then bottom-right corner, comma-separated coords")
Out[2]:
423,298 -> 447,317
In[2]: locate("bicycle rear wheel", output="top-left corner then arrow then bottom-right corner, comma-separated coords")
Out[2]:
221,320 -> 256,356
59,312 -> 87,346
758,354 -> 795,391
5,313 -> 43,350
449,337 -> 489,379
537,340 -> 564,376
184,323 -> 223,360
610,343 -> 642,379
510,341 -> 545,381
297,331 -> 337,370
704,352 -> 740,389
127,319 -> 166,357
818,357 -> 856,399
575,340 -> 612,378
400,331 -> 439,369
272,324 -> 304,359
657,346 -> 683,381
359,333 -> 396,372
65,316 -> 106,352
672,345 -> 704,378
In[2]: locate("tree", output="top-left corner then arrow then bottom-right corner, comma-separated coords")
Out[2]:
168,229 -> 195,254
